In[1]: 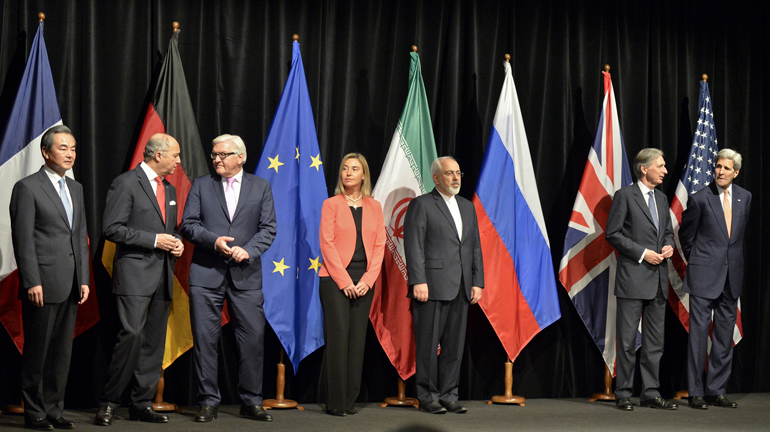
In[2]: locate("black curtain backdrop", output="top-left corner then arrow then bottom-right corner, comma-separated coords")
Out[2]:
1,0 -> 768,408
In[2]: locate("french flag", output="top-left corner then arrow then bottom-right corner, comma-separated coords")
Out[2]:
472,58 -> 561,362
0,18 -> 99,352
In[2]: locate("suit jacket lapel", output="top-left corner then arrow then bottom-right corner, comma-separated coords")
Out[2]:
135,166 -> 164,224
632,184 -> 656,228
654,189 -> 667,239
431,188 -> 460,240
37,168 -> 71,230
211,175 -> 230,221
706,183 -> 729,240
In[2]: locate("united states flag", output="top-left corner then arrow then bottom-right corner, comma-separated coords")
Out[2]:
667,78 -> 743,345
559,70 -> 633,375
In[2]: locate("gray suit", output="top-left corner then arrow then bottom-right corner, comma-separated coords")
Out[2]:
404,188 -> 484,406
10,167 -> 89,420
606,182 -> 674,401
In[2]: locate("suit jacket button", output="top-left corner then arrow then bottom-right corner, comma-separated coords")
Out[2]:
459,261 -> 462,265
725,261 -> 728,265
230,227 -> 233,231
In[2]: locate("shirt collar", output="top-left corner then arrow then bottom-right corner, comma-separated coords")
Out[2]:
717,183 -> 733,196
139,161 -> 161,181
222,169 -> 244,183
637,181 -> 654,196
43,164 -> 67,182
436,187 -> 456,203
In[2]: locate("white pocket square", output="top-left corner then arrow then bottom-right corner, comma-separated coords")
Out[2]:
169,201 -> 176,206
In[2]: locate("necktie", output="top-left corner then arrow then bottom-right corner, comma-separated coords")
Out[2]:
154,176 -> 166,224
225,177 -> 236,220
59,177 -> 73,228
648,191 -> 658,230
724,190 -> 731,238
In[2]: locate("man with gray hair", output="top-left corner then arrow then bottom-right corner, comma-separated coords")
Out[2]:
181,134 -> 276,423
606,148 -> 677,411
404,156 -> 484,414
680,148 -> 751,410
96,133 -> 183,425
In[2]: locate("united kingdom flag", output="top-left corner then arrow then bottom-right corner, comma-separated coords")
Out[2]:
559,69 -> 633,375
667,78 -> 743,345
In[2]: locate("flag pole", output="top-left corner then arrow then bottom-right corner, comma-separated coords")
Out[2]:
673,73 -> 709,402
151,20 -> 183,415
259,34 -> 305,413
4,12 -> 48,417
377,43 -> 421,412
482,57 -> 528,408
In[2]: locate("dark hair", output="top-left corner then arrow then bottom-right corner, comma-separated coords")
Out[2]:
41,125 -> 74,151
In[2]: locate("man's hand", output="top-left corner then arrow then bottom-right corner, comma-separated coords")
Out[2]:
156,233 -> 178,251
342,284 -> 358,299
413,283 -> 429,302
644,249 -> 664,265
170,239 -> 184,257
27,285 -> 44,307
470,286 -> 483,305
215,236 -> 235,257
354,281 -> 370,297
79,285 -> 89,305
230,246 -> 250,263
660,245 -> 674,259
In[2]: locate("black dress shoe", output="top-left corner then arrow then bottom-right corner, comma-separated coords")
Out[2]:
195,405 -> 218,422
640,396 -> 678,410
690,397 -> 708,410
128,405 -> 169,423
46,417 -> 75,429
615,397 -> 633,411
420,400 -> 447,414
705,395 -> 737,408
24,418 -> 53,431
326,409 -> 347,417
345,409 -> 358,415
239,405 -> 273,422
94,406 -> 113,426
440,401 -> 468,413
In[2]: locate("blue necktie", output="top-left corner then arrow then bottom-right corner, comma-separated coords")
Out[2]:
59,177 -> 73,228
648,190 -> 658,230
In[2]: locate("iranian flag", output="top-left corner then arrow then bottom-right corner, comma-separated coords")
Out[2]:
370,48 -> 437,380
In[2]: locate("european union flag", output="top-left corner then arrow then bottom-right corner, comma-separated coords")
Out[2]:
255,38 -> 327,372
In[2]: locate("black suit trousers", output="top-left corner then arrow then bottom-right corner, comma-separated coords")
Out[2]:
412,286 -> 468,406
21,287 -> 77,420
319,277 -> 373,411
100,283 -> 170,408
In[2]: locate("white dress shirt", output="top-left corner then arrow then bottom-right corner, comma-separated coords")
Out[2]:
437,188 -> 463,240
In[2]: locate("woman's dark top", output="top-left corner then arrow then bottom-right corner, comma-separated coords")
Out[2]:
345,206 -> 368,284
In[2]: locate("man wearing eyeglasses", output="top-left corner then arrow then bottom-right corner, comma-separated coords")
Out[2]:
181,134 -> 276,423
403,156 -> 484,414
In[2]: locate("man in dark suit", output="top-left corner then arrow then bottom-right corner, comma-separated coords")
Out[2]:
10,125 -> 90,431
680,149 -> 750,410
95,133 -> 183,426
606,148 -> 677,411
181,134 -> 276,423
403,156 -> 484,415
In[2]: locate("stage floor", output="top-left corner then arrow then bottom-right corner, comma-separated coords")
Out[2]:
2,394 -> 769,431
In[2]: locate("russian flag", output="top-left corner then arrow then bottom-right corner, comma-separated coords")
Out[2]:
0,18 -> 99,352
472,58 -> 561,362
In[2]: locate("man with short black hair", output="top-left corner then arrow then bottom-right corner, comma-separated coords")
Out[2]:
11,125 -> 90,431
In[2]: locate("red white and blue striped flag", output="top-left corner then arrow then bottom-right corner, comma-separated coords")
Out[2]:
0,19 -> 99,352
472,59 -> 561,362
559,70 -> 633,375
667,79 -> 743,345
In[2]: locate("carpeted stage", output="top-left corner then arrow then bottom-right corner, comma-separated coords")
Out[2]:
2,394 -> 768,431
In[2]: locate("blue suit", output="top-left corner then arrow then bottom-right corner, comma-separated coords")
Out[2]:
680,181 -> 751,397
181,171 -> 276,407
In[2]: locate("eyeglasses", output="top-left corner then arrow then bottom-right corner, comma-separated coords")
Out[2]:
443,171 -> 464,178
211,152 -> 236,160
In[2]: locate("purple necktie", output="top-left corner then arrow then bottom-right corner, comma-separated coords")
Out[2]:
225,177 -> 236,220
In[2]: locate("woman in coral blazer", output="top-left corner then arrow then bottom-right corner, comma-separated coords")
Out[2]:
319,153 -> 386,416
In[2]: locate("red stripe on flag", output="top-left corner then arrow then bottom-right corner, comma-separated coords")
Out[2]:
559,235 -> 616,291
0,271 -> 22,352
369,243 -> 416,381
130,104 -> 166,170
603,72 -> 614,183
474,197 -> 540,362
